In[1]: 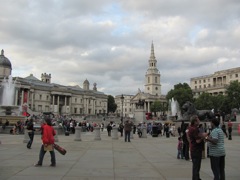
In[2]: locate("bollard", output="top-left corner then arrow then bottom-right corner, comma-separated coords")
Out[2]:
94,127 -> 101,140
130,131 -> 134,139
54,126 -> 59,142
23,126 -> 30,143
74,126 -> 82,141
141,127 -> 147,138
112,127 -> 119,140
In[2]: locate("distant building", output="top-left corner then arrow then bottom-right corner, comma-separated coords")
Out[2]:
115,42 -> 167,118
190,67 -> 240,98
0,49 -> 108,116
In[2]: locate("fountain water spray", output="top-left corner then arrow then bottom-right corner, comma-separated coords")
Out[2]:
0,75 -> 16,106
168,98 -> 182,120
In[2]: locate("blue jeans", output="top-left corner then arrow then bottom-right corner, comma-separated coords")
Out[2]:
210,156 -> 225,180
177,149 -> 183,159
37,145 -> 56,165
125,131 -> 130,142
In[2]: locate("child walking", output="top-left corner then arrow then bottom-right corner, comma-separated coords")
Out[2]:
177,137 -> 183,159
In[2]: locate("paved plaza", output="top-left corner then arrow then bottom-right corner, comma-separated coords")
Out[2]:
0,130 -> 240,180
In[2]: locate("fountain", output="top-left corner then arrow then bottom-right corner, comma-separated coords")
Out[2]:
0,75 -> 24,125
167,98 -> 182,121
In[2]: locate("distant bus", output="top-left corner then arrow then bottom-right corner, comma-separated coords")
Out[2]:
145,112 -> 152,120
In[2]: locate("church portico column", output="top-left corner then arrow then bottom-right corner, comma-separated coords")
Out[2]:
147,101 -> 150,113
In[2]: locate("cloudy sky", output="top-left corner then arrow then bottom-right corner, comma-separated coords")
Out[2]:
1,0 -> 240,96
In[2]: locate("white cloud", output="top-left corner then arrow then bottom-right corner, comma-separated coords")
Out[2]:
1,0 -> 240,96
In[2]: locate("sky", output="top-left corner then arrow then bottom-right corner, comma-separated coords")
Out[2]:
1,0 -> 240,97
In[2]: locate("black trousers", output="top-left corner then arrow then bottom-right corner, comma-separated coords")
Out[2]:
210,155 -> 225,180
27,132 -> 34,148
191,150 -> 202,180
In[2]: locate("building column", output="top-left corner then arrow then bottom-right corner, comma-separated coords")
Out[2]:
14,89 -> 18,106
144,101 -> 147,111
31,92 -> 34,109
64,96 -> 67,113
148,101 -> 150,112
57,95 -> 60,113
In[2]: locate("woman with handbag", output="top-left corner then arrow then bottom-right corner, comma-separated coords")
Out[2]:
34,118 -> 56,167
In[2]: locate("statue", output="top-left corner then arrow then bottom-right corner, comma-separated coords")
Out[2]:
182,101 -> 215,121
136,99 -> 145,109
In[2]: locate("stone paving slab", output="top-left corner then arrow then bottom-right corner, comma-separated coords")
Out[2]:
0,131 -> 240,180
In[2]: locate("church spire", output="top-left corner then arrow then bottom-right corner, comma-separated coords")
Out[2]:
150,41 -> 155,60
148,41 -> 157,69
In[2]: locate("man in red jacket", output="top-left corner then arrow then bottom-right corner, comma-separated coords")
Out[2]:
35,118 -> 56,167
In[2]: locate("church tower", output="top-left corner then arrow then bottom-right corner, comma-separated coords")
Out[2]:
144,42 -> 161,96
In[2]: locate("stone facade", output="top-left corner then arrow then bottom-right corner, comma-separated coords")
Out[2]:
190,67 -> 240,98
0,50 -> 108,116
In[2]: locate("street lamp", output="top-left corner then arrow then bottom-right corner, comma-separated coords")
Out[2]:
120,94 -> 124,122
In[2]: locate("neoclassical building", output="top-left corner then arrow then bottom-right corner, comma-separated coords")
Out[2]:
0,49 -> 108,116
190,67 -> 240,98
115,43 -> 167,118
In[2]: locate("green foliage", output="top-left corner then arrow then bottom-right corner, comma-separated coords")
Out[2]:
166,83 -> 193,108
225,80 -> 240,110
150,100 -> 164,116
107,95 -> 117,113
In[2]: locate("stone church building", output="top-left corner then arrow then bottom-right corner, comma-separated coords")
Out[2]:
115,43 -> 167,118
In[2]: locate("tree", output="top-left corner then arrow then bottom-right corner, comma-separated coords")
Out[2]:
150,100 -> 163,117
166,83 -> 194,108
107,95 -> 117,113
225,80 -> 240,110
194,92 -> 214,110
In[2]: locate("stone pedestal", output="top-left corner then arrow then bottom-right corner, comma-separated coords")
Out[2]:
130,131 -> 134,139
94,127 -> 101,140
54,126 -> 59,142
141,127 -> 147,138
112,127 -> 119,140
23,126 -> 29,143
134,109 -> 146,124
74,126 -> 82,141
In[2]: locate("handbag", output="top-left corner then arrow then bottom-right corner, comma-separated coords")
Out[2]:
53,143 -> 67,155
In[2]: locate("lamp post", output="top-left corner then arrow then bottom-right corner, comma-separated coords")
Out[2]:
120,94 -> 124,122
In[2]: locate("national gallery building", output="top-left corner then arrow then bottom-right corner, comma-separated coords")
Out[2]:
0,49 -> 108,116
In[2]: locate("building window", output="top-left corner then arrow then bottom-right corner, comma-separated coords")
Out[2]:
204,85 -> 206,88
46,95 -> 49,100
208,84 -> 210,87
208,79 -> 210,82
195,86 -> 197,89
195,81 -> 197,84
199,80 -> 201,83
148,77 -> 150,83
155,77 -> 157,83
148,87 -> 150,90
199,85 -> 201,88
74,108 -> 77,113
155,87 -> 158,90
236,74 -> 238,78
39,95 -> 42,100
75,98 -> 77,103
38,105 -> 42,111
203,79 -> 206,83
